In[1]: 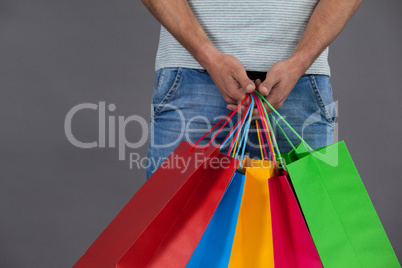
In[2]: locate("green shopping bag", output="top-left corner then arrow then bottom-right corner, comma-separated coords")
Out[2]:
284,141 -> 400,267
253,92 -> 400,268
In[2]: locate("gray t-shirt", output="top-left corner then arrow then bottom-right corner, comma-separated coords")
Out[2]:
155,0 -> 330,75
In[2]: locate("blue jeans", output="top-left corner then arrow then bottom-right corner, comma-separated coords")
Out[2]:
146,68 -> 336,179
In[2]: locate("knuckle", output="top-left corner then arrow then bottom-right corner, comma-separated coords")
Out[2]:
274,102 -> 283,110
224,97 -> 232,103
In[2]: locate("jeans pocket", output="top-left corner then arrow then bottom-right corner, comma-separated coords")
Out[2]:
151,67 -> 183,119
308,75 -> 336,127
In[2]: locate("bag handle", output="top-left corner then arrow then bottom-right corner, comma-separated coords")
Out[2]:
255,120 -> 268,160
225,96 -> 253,157
253,91 -> 313,152
235,95 -> 254,166
225,94 -> 254,167
190,95 -> 248,151
191,91 -> 308,170
191,94 -> 255,169
253,93 -> 287,169
253,93 -> 277,167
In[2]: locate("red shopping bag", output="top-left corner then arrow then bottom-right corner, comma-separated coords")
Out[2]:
74,141 -> 238,268
269,171 -> 322,268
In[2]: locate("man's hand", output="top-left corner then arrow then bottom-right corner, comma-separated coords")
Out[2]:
141,0 -> 254,106
253,58 -> 305,115
255,0 -> 363,115
226,58 -> 304,115
204,52 -> 255,105
143,0 -> 361,113
226,0 -> 362,115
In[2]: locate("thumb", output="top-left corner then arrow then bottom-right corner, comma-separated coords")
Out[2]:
259,72 -> 278,97
235,70 -> 255,93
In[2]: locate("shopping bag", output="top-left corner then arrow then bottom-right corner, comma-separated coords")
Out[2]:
252,90 -> 400,267
268,171 -> 322,268
281,141 -> 310,165
285,141 -> 400,267
228,158 -> 275,268
73,141 -> 239,268
186,171 -> 245,268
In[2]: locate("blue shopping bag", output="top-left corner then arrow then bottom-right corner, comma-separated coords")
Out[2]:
186,171 -> 245,268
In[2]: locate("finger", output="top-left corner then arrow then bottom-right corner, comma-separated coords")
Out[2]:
227,104 -> 236,111
227,83 -> 248,103
255,79 -> 262,88
238,94 -> 252,114
259,72 -> 279,97
254,79 -> 264,96
252,103 -> 269,117
252,108 -> 259,117
265,94 -> 280,114
243,94 -> 251,106
224,94 -> 239,105
233,69 -> 255,94
227,93 -> 250,110
238,106 -> 246,115
263,102 -> 273,115
243,94 -> 256,112
227,104 -> 246,114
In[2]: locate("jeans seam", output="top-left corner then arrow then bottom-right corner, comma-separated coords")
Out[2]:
153,68 -> 183,118
154,69 -> 166,104
308,75 -> 335,128
150,69 -> 165,121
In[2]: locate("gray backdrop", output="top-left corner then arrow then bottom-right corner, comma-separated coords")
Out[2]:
1,1 -> 401,267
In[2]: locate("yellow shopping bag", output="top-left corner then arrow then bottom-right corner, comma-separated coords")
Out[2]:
228,158 -> 275,268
